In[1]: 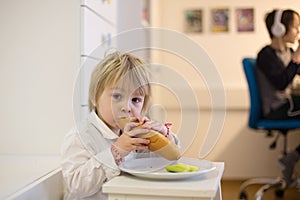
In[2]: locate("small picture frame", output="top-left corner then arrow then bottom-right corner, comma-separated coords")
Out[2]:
184,9 -> 203,33
210,8 -> 229,33
236,8 -> 254,32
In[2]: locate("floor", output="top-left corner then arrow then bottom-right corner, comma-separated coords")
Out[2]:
221,180 -> 300,200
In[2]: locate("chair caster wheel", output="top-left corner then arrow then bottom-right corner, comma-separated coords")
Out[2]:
275,188 -> 284,197
239,191 -> 247,200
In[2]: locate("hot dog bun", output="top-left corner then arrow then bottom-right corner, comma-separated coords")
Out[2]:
118,117 -> 181,160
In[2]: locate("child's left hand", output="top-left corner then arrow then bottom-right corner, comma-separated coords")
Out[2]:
141,117 -> 168,137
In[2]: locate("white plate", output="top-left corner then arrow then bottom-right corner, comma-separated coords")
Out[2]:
119,157 -> 216,180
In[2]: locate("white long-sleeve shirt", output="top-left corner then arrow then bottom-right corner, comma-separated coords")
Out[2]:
61,111 -> 180,200
61,111 -> 121,200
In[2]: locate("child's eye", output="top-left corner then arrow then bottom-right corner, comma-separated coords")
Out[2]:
132,97 -> 143,103
112,93 -> 122,101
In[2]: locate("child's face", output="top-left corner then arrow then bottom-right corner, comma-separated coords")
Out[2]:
95,85 -> 145,133
284,13 -> 300,43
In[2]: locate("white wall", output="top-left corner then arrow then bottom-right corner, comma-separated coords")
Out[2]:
151,0 -> 300,107
150,0 -> 300,178
0,0 -> 80,155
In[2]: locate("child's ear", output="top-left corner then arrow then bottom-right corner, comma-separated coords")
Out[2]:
92,99 -> 97,107
91,100 -> 97,110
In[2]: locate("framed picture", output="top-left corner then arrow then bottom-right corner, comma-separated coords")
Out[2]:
184,9 -> 203,33
211,8 -> 229,33
236,8 -> 254,32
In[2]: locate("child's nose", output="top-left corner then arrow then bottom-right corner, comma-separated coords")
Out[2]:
121,102 -> 131,113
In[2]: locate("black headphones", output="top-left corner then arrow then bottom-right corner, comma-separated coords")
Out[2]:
271,10 -> 286,37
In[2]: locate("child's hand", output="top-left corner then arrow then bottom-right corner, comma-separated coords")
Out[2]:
293,47 -> 300,63
293,50 -> 300,64
142,120 -> 168,137
293,40 -> 300,64
113,121 -> 150,157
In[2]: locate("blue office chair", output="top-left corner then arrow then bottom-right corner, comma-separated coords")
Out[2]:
239,58 -> 300,200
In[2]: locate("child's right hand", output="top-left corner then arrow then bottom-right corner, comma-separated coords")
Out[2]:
113,121 -> 150,157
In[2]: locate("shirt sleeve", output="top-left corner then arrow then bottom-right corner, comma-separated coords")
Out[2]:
61,129 -> 120,198
257,47 -> 300,90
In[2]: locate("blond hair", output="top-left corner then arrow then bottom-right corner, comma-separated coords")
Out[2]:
88,51 -> 152,115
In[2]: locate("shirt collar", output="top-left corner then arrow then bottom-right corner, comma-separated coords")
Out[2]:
89,110 -> 119,140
